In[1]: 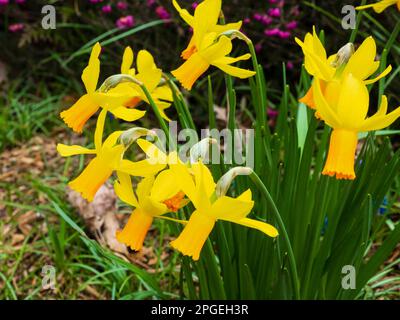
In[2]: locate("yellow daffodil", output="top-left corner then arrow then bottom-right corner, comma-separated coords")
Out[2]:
60,43 -> 139,133
313,74 -> 400,180
57,110 -> 166,201
172,0 -> 242,59
109,47 -> 173,121
172,34 -> 255,90
357,0 -> 400,13
115,171 -> 188,251
169,161 -> 278,261
295,28 -> 391,114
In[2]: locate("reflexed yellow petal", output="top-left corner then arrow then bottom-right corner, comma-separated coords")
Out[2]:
191,162 -> 215,199
116,208 -> 154,251
60,94 -> 100,134
364,65 -> 392,85
210,190 -> 254,220
193,0 -> 221,46
137,50 -> 157,74
136,139 -> 168,164
312,78 -> 342,127
343,37 -> 377,80
358,97 -> 400,131
213,21 -> 243,34
212,63 -> 256,79
109,106 -> 146,122
336,74 -> 369,128
121,46 -> 134,74
102,131 -> 124,149
94,108 -> 107,152
151,170 -> 181,202
154,101 -> 172,122
233,218 -> 279,237
81,42 -> 101,93
200,35 -> 232,62
114,172 -> 139,207
212,53 -> 251,65
312,26 -> 328,61
356,0 -> 398,13
169,161 -> 198,207
152,85 -> 173,102
68,156 -> 113,202
295,37 -> 335,81
136,175 -> 155,204
57,144 -> 96,157
91,92 -> 131,109
118,159 -> 166,177
172,0 -> 195,26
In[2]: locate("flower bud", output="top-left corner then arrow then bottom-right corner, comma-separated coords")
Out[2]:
190,138 -> 218,163
331,43 -> 355,68
120,127 -> 157,149
216,167 -> 253,197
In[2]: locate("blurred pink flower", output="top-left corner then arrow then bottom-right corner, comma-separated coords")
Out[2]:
278,30 -> 291,39
89,0 -> 103,3
102,5 -> 112,13
16,0 -> 25,4
0,0 -> 9,5
268,8 -> 281,18
155,6 -> 171,20
117,2 -> 128,10
268,0 -> 278,3
147,0 -> 156,7
8,23 -> 24,32
261,15 -> 273,25
255,43 -> 263,53
286,21 -> 298,30
267,108 -> 279,118
287,61 -> 294,70
116,15 -> 135,29
264,28 -> 280,37
192,2 -> 198,9
253,13 -> 263,21
244,18 -> 251,24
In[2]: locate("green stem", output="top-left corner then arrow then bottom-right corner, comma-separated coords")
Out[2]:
140,84 -> 177,151
249,171 -> 300,300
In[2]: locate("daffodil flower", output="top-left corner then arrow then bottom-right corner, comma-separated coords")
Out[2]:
57,110 -> 166,201
172,0 -> 242,59
172,34 -> 256,90
115,171 -> 188,251
313,73 -> 400,180
169,161 -> 278,261
356,0 -> 400,13
60,43 -> 140,133
295,28 -> 391,114
109,47 -> 173,121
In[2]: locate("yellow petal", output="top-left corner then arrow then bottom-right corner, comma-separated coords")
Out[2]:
364,65 -> 392,85
336,74 -> 369,128
343,36 -> 377,80
94,108 -> 107,152
210,189 -> 254,220
151,169 -> 181,202
212,63 -> 256,79
136,138 -> 168,164
114,171 -> 139,207
152,85 -> 173,102
118,159 -> 166,177
81,42 -> 101,93
312,78 -> 342,127
212,53 -> 251,65
57,144 -> 96,157
200,35 -> 232,62
358,97 -> 400,131
213,21 -> 243,34
191,162 -> 216,199
102,131 -> 124,149
356,0 -> 398,13
172,0 -> 195,26
193,0 -> 221,46
109,106 -> 146,122
170,161 -> 198,208
136,175 -> 155,204
233,218 -> 279,237
121,46 -> 134,74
